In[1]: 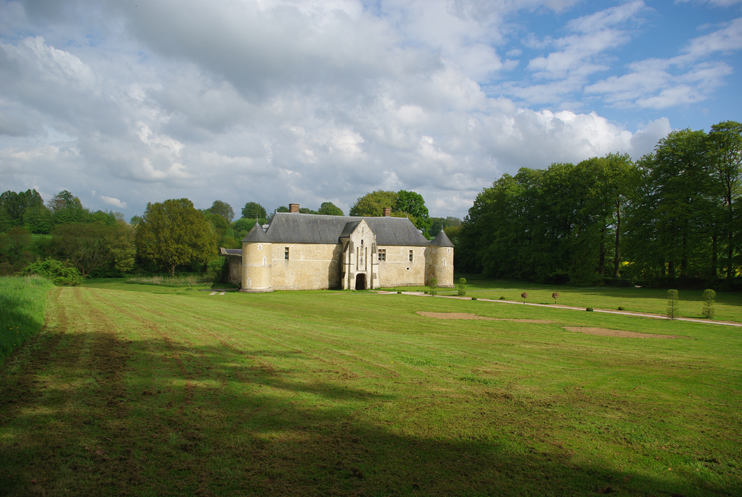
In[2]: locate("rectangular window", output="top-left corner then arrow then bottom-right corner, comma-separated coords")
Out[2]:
378,249 -> 386,261
409,250 -> 413,262
285,247 -> 289,260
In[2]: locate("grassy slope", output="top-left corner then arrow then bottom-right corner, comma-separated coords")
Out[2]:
0,283 -> 740,496
0,276 -> 54,362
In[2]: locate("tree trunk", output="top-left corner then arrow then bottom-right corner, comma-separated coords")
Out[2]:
712,234 -> 718,279
598,226 -> 606,276
614,205 -> 621,278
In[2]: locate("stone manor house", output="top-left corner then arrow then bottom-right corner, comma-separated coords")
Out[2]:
221,204 -> 454,292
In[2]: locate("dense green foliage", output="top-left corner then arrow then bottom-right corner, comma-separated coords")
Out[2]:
206,200 -> 235,223
241,201 -> 267,219
0,276 -> 53,362
20,258 -> 83,286
316,201 -> 344,216
350,189 -> 432,233
135,199 -> 216,276
459,121 -> 742,288
50,222 -> 135,277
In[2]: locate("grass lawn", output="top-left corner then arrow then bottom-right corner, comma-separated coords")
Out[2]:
388,276 -> 742,323
0,279 -> 740,496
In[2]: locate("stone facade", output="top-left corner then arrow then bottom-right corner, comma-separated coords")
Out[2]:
222,209 -> 454,292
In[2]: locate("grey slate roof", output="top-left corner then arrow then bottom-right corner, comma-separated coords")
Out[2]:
430,230 -> 455,247
243,222 -> 271,243
220,248 -> 243,256
242,212 -> 430,246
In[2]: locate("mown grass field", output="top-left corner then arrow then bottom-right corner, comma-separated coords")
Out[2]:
392,277 -> 742,323
0,279 -> 741,496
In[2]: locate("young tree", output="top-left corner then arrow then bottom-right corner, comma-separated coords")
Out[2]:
701,289 -> 716,319
457,278 -> 467,296
136,199 -> 216,276
552,292 -> 559,304
666,289 -> 679,320
242,202 -> 267,219
207,200 -> 235,223
521,292 -> 528,304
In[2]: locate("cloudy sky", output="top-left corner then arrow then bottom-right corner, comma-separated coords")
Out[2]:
1,0 -> 741,219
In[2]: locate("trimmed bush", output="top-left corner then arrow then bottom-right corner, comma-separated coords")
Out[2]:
586,307 -> 594,312
617,306 -> 625,311
472,297 -> 477,301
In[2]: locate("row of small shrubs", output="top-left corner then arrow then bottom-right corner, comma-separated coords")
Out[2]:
667,289 -> 716,320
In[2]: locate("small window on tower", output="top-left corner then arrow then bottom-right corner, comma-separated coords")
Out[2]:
285,247 -> 289,260
378,249 -> 386,261
409,250 -> 413,262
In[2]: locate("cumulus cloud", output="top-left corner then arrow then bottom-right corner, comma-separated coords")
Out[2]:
99,195 -> 127,209
587,18 -> 741,108
0,1 -> 738,219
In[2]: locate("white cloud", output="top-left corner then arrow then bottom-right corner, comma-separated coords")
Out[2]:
100,195 -> 127,209
587,18 -> 741,108
0,1 -> 733,219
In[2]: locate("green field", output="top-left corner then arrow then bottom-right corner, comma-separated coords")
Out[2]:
0,280 -> 740,496
389,277 -> 742,323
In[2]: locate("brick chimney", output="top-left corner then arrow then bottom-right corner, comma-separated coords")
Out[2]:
383,207 -> 391,217
289,203 -> 300,213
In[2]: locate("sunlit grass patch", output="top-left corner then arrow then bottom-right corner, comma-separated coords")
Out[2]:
0,276 -> 54,362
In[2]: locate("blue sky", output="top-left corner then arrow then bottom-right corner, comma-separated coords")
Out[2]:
1,0 -> 741,219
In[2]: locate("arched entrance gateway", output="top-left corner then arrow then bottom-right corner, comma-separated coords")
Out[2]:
355,273 -> 366,290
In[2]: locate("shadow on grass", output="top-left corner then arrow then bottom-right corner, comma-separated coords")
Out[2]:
0,327 -> 738,497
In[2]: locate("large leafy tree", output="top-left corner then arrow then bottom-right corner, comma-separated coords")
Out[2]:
242,202 -> 267,219
395,190 -> 431,232
136,199 -> 215,276
349,191 -> 398,217
52,222 -> 136,277
207,200 -> 235,223
0,189 -> 45,230
623,129 -> 715,282
708,121 -> 742,281
349,189 -> 431,232
317,202 -> 344,216
48,190 -> 89,225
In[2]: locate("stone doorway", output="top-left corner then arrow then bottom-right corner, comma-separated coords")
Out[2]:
355,273 -> 366,290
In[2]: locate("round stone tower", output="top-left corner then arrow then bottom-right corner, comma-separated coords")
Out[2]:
240,223 -> 273,293
427,230 -> 455,287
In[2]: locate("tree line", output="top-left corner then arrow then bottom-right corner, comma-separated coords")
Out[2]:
1,190 -> 455,281
457,121 -> 742,288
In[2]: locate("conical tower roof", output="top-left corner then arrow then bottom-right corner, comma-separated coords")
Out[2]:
242,223 -> 271,243
430,230 -> 454,247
